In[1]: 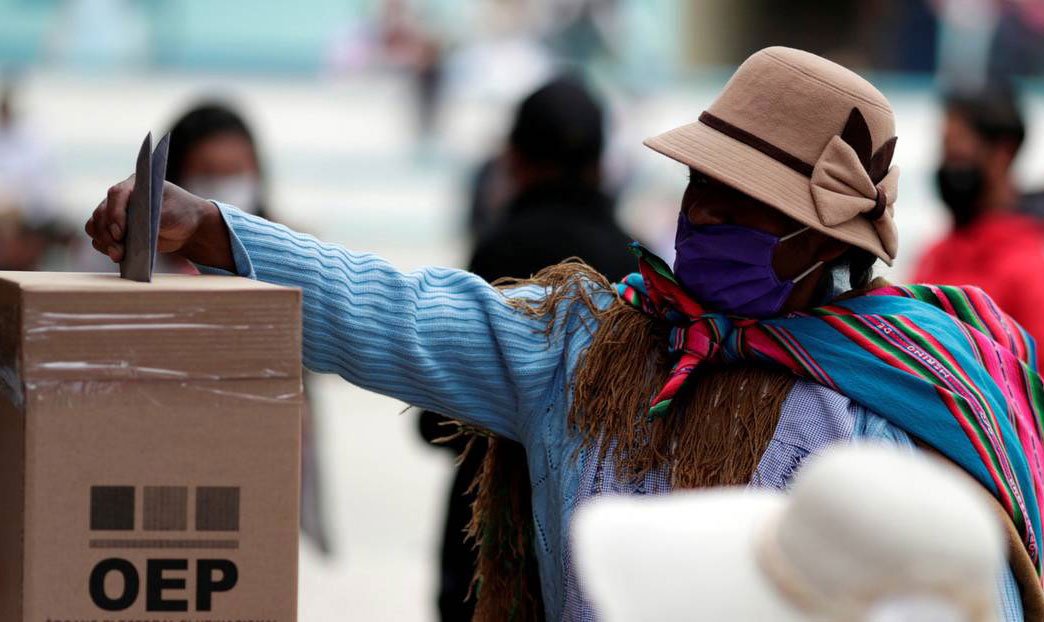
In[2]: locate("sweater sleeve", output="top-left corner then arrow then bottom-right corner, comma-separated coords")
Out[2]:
198,203 -> 593,442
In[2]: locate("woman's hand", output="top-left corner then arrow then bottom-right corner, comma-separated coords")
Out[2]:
85,176 -> 236,272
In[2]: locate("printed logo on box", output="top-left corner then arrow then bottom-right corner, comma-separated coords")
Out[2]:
86,485 -> 240,613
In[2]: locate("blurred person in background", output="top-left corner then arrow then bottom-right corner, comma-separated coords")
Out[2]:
87,48 -> 1044,621
988,0 -> 1044,80
934,0 -> 1001,92
545,0 -> 618,67
417,75 -> 635,621
913,85 -> 1044,343
468,75 -> 633,281
71,102 -> 266,274
0,79 -> 69,270
168,102 -> 331,553
934,0 -> 1044,95
167,102 -> 269,219
377,0 -> 446,144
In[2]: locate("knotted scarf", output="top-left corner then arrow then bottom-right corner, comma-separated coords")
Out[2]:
617,243 -> 1044,573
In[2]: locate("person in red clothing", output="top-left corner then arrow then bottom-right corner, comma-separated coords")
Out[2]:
914,85 -> 1044,344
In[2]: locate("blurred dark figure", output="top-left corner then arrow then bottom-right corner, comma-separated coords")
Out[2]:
378,0 -> 445,141
468,77 -> 634,279
413,39 -> 444,140
419,75 -> 634,621
168,102 -> 331,554
465,156 -> 509,239
914,85 -> 1044,343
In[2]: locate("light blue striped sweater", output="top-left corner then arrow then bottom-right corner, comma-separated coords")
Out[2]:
203,204 -> 1022,621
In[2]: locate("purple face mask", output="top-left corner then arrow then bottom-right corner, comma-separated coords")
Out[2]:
673,212 -> 823,318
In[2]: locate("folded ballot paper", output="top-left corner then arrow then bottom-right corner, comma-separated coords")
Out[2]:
0,137 -> 304,621
120,132 -> 169,282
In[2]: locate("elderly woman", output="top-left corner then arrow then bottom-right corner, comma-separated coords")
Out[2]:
87,48 -> 1044,620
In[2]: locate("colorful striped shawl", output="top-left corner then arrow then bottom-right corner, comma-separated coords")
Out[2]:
617,244 -> 1044,572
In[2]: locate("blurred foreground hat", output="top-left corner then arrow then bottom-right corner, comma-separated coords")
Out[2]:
645,47 -> 900,264
572,445 -> 1005,621
509,75 -> 604,172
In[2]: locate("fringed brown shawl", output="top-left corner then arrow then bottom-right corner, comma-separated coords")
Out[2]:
457,262 -> 795,621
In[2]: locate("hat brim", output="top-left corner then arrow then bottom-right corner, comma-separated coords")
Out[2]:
645,121 -> 894,266
571,490 -> 804,621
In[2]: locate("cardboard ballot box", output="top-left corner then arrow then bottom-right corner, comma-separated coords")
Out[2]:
0,272 -> 302,622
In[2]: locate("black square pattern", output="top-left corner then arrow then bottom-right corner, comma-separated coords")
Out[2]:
195,486 -> 240,531
90,486 -> 135,531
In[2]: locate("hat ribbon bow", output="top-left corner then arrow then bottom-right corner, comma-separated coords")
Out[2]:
810,108 -> 900,259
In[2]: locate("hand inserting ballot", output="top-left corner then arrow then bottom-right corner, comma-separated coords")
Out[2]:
85,176 -> 236,272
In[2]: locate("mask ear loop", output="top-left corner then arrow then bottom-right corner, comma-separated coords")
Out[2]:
779,226 -> 811,243
777,227 -> 824,284
792,261 -> 824,284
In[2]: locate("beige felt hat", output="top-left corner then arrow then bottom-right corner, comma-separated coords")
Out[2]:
572,445 -> 1006,621
646,47 -> 901,265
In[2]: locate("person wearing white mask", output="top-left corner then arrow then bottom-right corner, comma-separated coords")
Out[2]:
73,101 -> 268,274
166,102 -> 267,219
572,444 -> 1010,622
